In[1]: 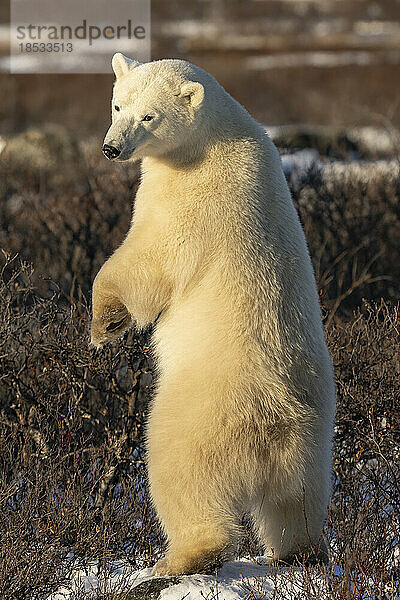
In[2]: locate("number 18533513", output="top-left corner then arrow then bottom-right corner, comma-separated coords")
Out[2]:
19,42 -> 73,52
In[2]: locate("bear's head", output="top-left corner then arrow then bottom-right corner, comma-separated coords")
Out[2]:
102,53 -> 218,163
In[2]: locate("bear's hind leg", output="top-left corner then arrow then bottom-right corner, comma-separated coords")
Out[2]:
150,485 -> 240,576
147,432 -> 242,575
149,453 -> 242,576
251,492 -> 328,564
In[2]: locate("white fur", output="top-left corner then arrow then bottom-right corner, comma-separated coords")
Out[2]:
91,55 -> 336,575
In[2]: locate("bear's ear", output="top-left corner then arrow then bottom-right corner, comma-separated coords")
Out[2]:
112,53 -> 141,79
179,81 -> 204,109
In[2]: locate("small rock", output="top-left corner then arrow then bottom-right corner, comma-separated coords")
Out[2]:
123,577 -> 181,599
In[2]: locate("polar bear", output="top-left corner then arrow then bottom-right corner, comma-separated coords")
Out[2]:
91,53 -> 336,576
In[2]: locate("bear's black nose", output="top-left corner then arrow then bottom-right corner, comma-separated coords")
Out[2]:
102,144 -> 121,160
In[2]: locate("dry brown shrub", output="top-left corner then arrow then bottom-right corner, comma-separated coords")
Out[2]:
290,161 -> 400,321
0,255 -> 163,599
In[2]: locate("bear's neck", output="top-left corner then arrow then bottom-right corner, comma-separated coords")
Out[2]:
158,135 -> 210,169
145,101 -> 263,171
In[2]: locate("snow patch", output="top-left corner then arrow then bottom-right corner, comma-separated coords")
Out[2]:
49,557 -> 333,600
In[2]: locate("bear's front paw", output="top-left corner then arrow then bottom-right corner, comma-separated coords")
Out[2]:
90,302 -> 132,348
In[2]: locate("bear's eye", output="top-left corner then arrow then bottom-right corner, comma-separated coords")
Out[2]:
142,115 -> 154,122
114,105 -> 120,111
